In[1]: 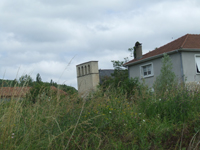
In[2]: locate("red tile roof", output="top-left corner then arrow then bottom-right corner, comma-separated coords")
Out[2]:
0,86 -> 67,98
0,87 -> 31,98
50,86 -> 67,95
124,34 -> 200,66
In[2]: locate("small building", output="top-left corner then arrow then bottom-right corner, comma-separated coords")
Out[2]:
0,87 -> 31,101
0,86 -> 67,101
76,61 -> 114,94
124,34 -> 200,87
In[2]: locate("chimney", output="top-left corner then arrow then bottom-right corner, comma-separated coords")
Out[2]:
134,42 -> 142,59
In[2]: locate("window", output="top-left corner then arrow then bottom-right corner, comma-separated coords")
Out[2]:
78,67 -> 81,76
85,66 -> 87,74
82,66 -> 84,75
140,63 -> 154,78
195,55 -> 200,73
88,65 -> 90,74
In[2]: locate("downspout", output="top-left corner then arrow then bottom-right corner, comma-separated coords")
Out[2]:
177,50 -> 184,82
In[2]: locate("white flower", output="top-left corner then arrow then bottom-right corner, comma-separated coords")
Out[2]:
143,120 -> 145,122
109,111 -> 111,113
159,99 -> 161,101
12,133 -> 14,135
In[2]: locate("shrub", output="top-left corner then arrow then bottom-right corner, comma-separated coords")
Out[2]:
27,83 -> 50,103
153,53 -> 177,96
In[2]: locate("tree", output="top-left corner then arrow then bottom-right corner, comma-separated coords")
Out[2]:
36,73 -> 42,83
28,83 -> 50,104
110,59 -> 129,87
19,74 -> 33,86
59,84 -> 77,95
11,79 -> 19,87
100,58 -> 140,98
50,79 -> 53,85
153,53 -> 177,95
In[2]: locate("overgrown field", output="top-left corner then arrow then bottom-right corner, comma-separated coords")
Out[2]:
0,83 -> 200,150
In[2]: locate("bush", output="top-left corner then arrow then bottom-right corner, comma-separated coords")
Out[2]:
27,83 -> 50,103
153,53 -> 177,96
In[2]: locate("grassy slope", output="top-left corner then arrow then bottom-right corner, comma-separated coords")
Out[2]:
0,84 -> 200,150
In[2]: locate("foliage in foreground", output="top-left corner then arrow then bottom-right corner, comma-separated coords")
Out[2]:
0,83 -> 200,149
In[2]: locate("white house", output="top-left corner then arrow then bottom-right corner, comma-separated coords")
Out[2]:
124,34 -> 200,87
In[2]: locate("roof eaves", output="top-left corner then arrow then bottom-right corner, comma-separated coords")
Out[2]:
124,48 -> 200,67
124,49 -> 180,66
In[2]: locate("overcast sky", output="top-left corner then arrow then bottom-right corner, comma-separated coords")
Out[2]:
0,0 -> 200,89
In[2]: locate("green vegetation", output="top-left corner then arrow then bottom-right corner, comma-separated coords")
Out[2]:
0,55 -> 200,149
153,53 -> 177,96
0,73 -> 77,94
0,81 -> 200,149
101,59 -> 140,98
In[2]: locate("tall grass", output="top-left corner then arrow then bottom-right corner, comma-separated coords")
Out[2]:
0,83 -> 200,149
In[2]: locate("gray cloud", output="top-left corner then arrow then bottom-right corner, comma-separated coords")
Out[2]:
0,0 -> 200,89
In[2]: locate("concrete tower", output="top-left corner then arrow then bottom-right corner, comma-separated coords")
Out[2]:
76,61 -> 100,94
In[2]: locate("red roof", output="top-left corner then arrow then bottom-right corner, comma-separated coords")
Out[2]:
0,87 -> 31,98
124,34 -> 200,66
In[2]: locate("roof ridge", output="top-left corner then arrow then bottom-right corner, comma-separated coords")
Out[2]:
180,34 -> 189,48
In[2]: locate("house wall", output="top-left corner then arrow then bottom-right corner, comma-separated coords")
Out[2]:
128,52 -> 182,87
181,51 -> 200,83
76,61 -> 99,94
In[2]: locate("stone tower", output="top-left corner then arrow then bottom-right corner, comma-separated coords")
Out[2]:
76,61 -> 100,94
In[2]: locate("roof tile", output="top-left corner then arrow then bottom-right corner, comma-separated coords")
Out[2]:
124,34 -> 200,66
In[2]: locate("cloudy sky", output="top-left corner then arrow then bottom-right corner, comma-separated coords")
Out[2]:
0,0 -> 200,89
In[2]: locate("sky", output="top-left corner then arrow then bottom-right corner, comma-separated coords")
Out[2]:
0,0 -> 200,89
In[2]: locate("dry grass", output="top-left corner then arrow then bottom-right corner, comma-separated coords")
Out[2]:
0,83 -> 200,149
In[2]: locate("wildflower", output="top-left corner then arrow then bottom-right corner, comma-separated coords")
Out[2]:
124,124 -> 127,126
159,99 -> 161,101
143,120 -> 145,122
109,111 -> 112,113
139,113 -> 141,115
12,133 -> 14,135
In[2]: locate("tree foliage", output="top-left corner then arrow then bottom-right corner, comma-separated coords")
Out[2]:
19,74 -> 33,87
27,83 -> 50,104
36,73 -> 42,83
153,53 -> 177,95
101,59 -> 140,98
